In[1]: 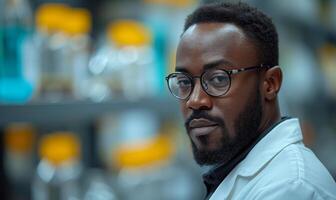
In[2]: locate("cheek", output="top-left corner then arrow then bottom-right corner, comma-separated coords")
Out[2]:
179,102 -> 189,120
213,95 -> 249,138
215,75 -> 259,134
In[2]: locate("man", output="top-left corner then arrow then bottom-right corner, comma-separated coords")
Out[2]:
165,2 -> 336,200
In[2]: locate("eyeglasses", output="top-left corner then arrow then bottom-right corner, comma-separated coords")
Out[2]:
166,64 -> 271,100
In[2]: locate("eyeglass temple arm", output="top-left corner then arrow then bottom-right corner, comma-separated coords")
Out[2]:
230,64 -> 270,75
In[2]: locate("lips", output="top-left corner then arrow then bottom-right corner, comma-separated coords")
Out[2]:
188,118 -> 218,137
189,118 -> 218,128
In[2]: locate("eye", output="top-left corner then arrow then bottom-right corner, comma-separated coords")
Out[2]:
177,77 -> 191,88
208,73 -> 229,87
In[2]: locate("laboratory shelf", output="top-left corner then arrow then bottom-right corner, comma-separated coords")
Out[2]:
0,97 -> 181,126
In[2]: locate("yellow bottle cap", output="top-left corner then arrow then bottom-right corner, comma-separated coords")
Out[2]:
107,20 -> 152,47
4,123 -> 35,153
63,8 -> 92,36
113,134 -> 174,169
39,132 -> 80,166
35,3 -> 71,33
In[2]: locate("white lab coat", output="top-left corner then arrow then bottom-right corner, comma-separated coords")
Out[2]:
209,118 -> 336,200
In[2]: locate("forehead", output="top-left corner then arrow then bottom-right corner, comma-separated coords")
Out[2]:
176,23 -> 258,73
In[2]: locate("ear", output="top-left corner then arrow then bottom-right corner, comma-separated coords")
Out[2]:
262,66 -> 282,101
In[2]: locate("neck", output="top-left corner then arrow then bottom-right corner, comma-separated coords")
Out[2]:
258,101 -> 281,134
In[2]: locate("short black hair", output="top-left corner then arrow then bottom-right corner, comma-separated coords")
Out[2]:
184,2 -> 279,66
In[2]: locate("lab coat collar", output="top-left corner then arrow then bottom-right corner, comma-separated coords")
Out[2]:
210,118 -> 303,199
239,118 -> 302,176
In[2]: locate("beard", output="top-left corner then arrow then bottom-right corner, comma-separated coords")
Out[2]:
187,88 -> 262,166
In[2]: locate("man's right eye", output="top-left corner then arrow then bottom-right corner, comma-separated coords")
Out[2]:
177,78 -> 191,87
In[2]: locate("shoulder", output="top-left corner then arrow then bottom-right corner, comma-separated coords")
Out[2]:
251,179 -> 329,200
251,143 -> 336,199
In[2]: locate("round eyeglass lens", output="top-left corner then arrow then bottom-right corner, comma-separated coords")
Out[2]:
168,73 -> 192,99
202,69 -> 230,96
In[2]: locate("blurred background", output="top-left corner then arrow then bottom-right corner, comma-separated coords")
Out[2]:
0,0 -> 336,199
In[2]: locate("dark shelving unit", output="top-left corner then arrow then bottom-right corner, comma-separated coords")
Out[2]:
0,97 -> 181,127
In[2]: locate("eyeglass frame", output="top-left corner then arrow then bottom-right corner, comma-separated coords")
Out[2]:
165,64 -> 272,100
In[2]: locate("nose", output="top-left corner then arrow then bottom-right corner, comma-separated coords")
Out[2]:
186,80 -> 213,110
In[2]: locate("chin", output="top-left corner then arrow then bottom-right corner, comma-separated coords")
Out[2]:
191,141 -> 225,166
195,142 -> 220,152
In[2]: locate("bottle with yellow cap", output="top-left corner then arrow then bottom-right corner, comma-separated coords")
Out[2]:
86,19 -> 157,101
4,123 -> 36,199
32,132 -> 83,200
34,4 -> 92,100
62,8 -> 92,99
34,3 -> 72,99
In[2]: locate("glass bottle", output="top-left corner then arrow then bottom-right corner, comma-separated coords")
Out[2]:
32,132 -> 83,200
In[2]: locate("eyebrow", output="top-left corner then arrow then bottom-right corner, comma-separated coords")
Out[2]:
175,59 -> 234,73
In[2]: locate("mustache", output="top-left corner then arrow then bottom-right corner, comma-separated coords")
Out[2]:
184,110 -> 225,130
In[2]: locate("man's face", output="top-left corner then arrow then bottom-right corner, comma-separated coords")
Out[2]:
176,23 -> 263,166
